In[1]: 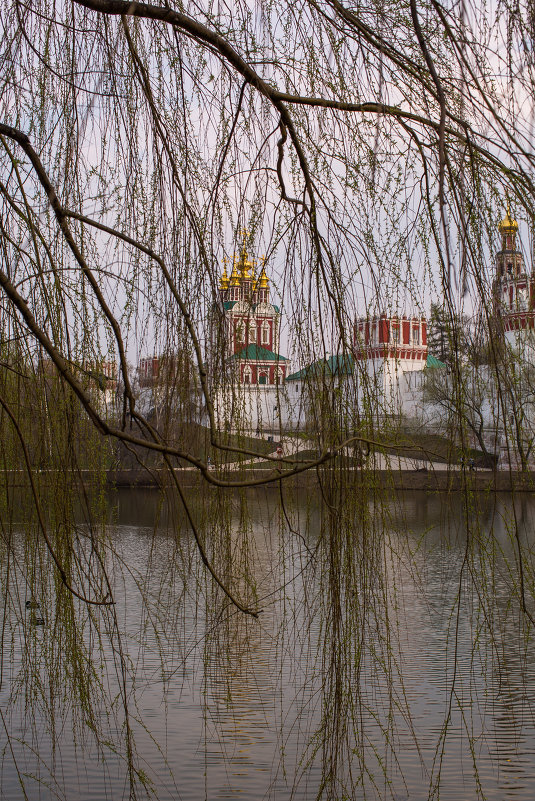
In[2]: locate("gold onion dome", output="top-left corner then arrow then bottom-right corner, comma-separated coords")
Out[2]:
220,259 -> 230,290
239,251 -> 254,281
230,261 -> 240,286
257,265 -> 269,289
499,204 -> 518,234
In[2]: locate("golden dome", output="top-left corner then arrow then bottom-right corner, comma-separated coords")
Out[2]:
498,204 -> 518,234
238,248 -> 254,281
257,265 -> 269,289
241,260 -> 254,281
230,261 -> 240,286
219,258 -> 230,290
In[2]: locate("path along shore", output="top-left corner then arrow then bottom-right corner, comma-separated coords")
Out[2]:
4,450 -> 531,492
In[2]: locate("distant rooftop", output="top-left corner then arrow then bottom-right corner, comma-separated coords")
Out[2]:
231,344 -> 288,362
426,354 -> 447,368
286,351 -> 443,381
285,353 -> 354,381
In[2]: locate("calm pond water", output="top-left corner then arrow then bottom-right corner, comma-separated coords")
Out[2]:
2,486 -> 535,800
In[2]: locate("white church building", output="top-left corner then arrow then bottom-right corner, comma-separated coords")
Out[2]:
209,235 -> 289,431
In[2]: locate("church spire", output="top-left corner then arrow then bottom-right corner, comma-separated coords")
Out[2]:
256,256 -> 270,303
238,230 -> 254,283
230,259 -> 240,286
219,257 -> 230,291
493,199 -> 533,344
495,202 -> 522,282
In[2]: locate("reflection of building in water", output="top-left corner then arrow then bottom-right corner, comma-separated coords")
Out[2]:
200,493 -> 297,788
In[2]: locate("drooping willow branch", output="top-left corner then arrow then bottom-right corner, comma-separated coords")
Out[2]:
70,0 -> 535,202
0,123 -> 342,474
0,143 -> 262,614
0,394 -> 114,605
67,0 -> 535,361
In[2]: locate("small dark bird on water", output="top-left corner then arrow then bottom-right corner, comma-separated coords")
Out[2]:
25,600 -> 40,610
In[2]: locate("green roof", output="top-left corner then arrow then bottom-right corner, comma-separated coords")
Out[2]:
286,352 -> 444,380
286,353 -> 354,381
426,353 -> 447,368
231,345 -> 288,362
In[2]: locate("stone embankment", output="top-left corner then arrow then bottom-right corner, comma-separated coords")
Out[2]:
106,467 -> 535,492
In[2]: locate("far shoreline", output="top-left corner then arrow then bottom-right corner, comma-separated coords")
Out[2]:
3,467 -> 533,492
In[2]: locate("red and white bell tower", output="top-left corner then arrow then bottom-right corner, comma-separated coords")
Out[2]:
354,314 -> 428,366
494,206 -> 535,349
353,313 -> 428,412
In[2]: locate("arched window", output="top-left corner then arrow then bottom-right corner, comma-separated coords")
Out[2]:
518,287 -> 529,310
236,322 -> 245,344
261,321 -> 270,345
258,371 -> 268,385
243,365 -> 252,384
276,367 -> 285,384
248,323 -> 257,343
